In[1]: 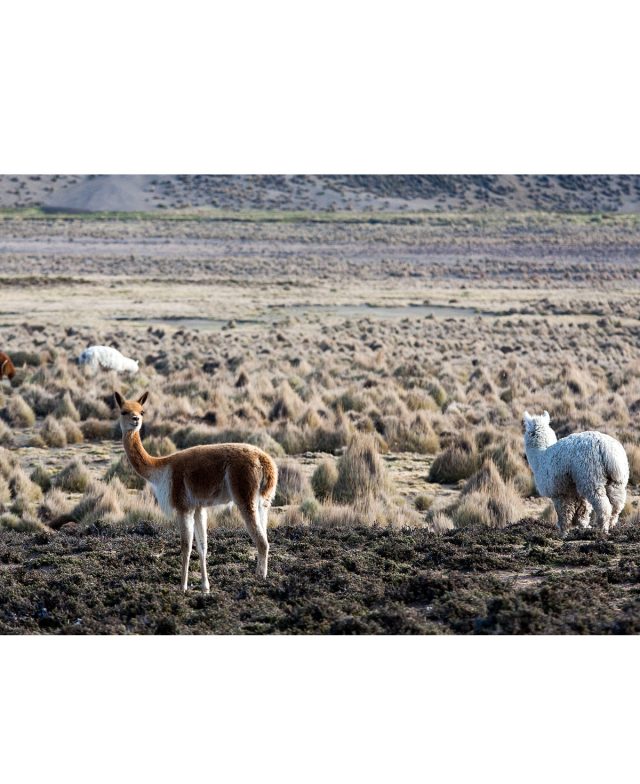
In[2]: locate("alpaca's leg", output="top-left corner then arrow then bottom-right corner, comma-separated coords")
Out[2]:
193,507 -> 210,594
179,511 -> 195,592
236,496 -> 269,579
573,497 -> 592,529
585,487 -> 613,533
606,483 -> 626,529
553,497 -> 574,535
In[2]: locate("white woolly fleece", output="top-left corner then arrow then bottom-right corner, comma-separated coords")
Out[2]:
78,345 -> 139,374
523,411 -> 629,499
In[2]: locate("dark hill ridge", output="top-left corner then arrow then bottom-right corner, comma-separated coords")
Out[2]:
1,174 -> 640,213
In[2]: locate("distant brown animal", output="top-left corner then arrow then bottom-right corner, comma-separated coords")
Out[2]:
114,391 -> 278,592
0,352 -> 16,381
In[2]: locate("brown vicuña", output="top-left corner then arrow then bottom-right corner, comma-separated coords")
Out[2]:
114,391 -> 278,592
0,351 -> 16,381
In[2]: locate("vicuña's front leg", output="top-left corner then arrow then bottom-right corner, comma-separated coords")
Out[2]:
194,507 -> 210,594
179,511 -> 195,592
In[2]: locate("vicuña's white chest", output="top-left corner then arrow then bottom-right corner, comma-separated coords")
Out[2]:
149,467 -> 174,519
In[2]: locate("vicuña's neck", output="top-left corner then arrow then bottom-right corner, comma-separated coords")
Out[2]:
123,430 -> 159,479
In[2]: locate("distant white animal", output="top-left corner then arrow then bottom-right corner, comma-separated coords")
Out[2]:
78,345 -> 139,374
523,410 -> 629,534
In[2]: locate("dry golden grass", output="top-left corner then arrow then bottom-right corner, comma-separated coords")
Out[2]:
2,209 -> 640,535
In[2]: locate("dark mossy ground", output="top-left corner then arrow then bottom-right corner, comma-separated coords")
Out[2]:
1,520 -> 640,634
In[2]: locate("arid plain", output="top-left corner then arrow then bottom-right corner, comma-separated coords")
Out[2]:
2,206 -> 640,633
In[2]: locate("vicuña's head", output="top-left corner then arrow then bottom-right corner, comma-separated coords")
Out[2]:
114,391 -> 148,434
522,410 -> 557,449
1,359 -> 15,381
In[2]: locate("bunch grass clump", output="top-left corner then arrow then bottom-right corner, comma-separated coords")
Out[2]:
31,465 -> 52,492
6,395 -> 36,427
0,419 -> 12,446
273,459 -> 311,506
81,418 -> 117,441
40,415 -> 67,447
105,455 -> 145,490
54,391 -> 81,422
311,458 -> 339,501
428,438 -> 480,484
54,457 -> 92,493
333,433 -> 389,505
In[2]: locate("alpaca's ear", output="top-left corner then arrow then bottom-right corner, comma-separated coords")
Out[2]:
523,411 -> 532,429
137,391 -> 149,406
542,410 -> 550,424
114,391 -> 125,409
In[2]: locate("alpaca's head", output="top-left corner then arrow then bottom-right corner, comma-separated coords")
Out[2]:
114,390 -> 148,434
523,410 -> 557,450
120,356 -> 139,374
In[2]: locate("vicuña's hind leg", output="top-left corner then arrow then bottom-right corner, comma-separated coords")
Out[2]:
178,511 -> 195,592
258,497 -> 270,538
193,507 -> 210,594
235,498 -> 269,579
606,483 -> 626,529
585,487 -> 613,533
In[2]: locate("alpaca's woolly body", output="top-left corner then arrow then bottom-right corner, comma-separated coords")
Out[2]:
523,411 -> 629,533
78,345 -> 138,374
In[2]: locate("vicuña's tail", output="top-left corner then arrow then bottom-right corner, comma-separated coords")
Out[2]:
258,452 -> 278,506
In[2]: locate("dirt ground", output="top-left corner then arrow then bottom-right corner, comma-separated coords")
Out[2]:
1,520 -> 639,634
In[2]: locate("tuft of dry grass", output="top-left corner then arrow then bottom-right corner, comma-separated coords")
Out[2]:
273,459 -> 311,506
8,466 -> 44,514
30,465 -> 52,492
428,441 -> 480,484
0,447 -> 18,479
81,418 -> 117,441
624,442 -> 640,485
426,510 -> 455,532
333,433 -> 389,504
59,416 -> 84,444
414,493 -> 434,512
105,454 -> 145,490
143,435 -> 176,457
452,479 -> 524,529
54,458 -> 92,493
73,479 -> 125,526
54,391 -> 81,422
40,415 -> 68,447
0,420 -> 12,446
0,475 -> 10,509
5,395 -> 36,427
39,487 -> 74,526
311,458 -> 339,501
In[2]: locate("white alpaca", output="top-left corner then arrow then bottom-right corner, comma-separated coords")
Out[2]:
78,345 -> 139,374
523,411 -> 629,534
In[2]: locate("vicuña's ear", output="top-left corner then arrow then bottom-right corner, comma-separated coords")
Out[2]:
114,391 -> 125,408
0,360 -> 7,376
542,410 -> 550,424
137,391 -> 149,406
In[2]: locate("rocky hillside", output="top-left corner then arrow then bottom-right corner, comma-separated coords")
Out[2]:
1,174 -> 639,212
